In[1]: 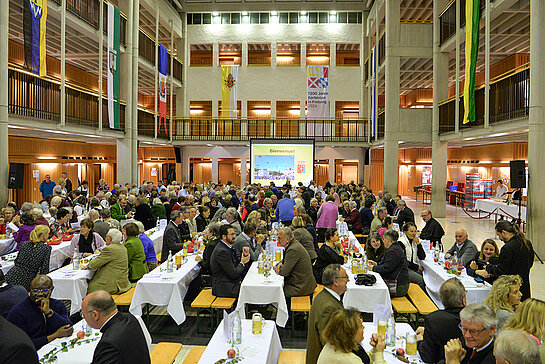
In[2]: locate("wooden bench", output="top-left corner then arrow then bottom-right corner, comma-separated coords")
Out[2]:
211,296 -> 237,325
407,283 -> 438,323
112,286 -> 136,307
182,346 -> 206,364
312,284 -> 324,302
278,350 -> 306,364
150,342 -> 183,364
290,295 -> 311,338
191,288 -> 216,333
391,296 -> 417,327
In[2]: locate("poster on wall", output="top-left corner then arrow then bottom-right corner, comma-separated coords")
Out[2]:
151,167 -> 157,177
422,166 -> 432,185
306,65 -> 330,137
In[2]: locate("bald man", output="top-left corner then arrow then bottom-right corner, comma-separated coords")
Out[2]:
445,229 -> 478,267
82,290 -> 150,364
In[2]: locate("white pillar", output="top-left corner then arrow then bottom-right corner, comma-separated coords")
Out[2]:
329,158 -> 336,184
330,42 -> 336,67
211,156 -> 219,183
301,43 -> 306,67
0,0 -> 8,205
98,0 -> 103,131
242,42 -> 248,68
213,43 -> 219,67
271,42 -> 277,68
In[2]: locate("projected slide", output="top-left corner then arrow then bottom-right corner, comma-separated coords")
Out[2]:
250,139 -> 314,185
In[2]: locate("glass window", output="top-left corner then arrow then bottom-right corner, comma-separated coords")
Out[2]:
260,13 -> 269,24
250,13 -> 260,24
222,13 -> 230,24
348,12 -> 358,23
309,12 -> 318,23
338,12 -> 347,23
289,12 -> 298,23
187,13 -> 193,25
231,13 -> 240,24
202,13 -> 211,24
318,12 -> 328,23
279,13 -> 288,23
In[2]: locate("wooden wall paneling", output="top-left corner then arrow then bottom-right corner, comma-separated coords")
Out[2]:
314,161 -> 329,188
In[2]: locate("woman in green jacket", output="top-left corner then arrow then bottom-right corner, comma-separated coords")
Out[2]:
123,222 -> 148,282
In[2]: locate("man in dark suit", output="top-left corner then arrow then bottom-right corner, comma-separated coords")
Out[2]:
420,209 -> 445,249
344,200 -> 363,233
394,200 -> 415,227
160,210 -> 185,263
210,225 -> 250,298
0,315 -> 39,363
61,172 -> 72,193
82,290 -> 150,364
177,206 -> 192,241
232,222 -> 263,262
306,264 -> 347,364
417,277 -> 466,363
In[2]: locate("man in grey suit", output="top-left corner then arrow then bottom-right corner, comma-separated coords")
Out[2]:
232,222 -> 264,262
160,210 -> 185,263
306,264 -> 348,364
445,228 -> 478,267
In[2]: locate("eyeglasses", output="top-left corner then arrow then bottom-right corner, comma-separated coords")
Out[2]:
458,324 -> 486,336
335,275 -> 350,280
80,309 -> 94,319
30,288 -> 52,295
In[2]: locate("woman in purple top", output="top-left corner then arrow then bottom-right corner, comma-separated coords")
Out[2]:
316,195 -> 339,243
134,221 -> 158,271
14,212 -> 37,251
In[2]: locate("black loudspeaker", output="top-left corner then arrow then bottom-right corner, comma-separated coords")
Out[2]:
364,148 -> 370,165
173,146 -> 182,163
8,163 -> 24,189
510,160 -> 526,189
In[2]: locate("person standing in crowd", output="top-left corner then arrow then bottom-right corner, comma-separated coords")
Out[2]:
419,209 -> 445,249
495,180 -> 508,199
276,193 -> 296,226
60,172 -> 72,193
316,195 -> 338,243
39,175 -> 56,199
359,198 -> 374,235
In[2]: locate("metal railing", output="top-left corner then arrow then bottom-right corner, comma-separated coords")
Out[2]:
439,0 -> 490,45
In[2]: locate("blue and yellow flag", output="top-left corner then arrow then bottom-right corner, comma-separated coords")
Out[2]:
23,0 -> 47,77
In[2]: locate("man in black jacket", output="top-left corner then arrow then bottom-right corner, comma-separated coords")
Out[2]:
0,315 -> 39,363
82,290 -> 150,364
419,209 -> 445,249
394,200 -> 415,227
160,210 -> 185,263
417,277 -> 466,363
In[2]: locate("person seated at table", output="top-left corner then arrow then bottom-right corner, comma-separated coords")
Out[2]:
7,275 -> 73,350
317,307 -> 387,364
416,277 -> 466,363
186,206 -> 198,236
370,207 -> 387,235
100,207 -> 122,231
177,206 -> 193,241
291,216 -> 317,263
0,314 -> 40,363
494,328 -> 542,364
134,221 -> 158,272
159,210 -> 185,263
13,212 -> 36,251
442,303 -> 497,364
274,227 -> 317,298
365,233 -> 386,264
68,218 -> 106,258
5,225 -> 52,291
122,223 -> 148,282
313,228 -> 346,285
359,197 -> 375,235
466,239 -> 500,284
398,222 -> 426,290
221,207 -> 243,236
419,209 -> 445,249
376,216 -> 392,237
151,197 -> 167,221
483,275 -> 522,331
110,195 -> 134,222
81,290 -> 151,363
232,222 -> 263,263
134,197 -> 155,231
49,207 -> 71,238
73,196 -> 87,217
196,222 -> 222,282
343,201 -> 363,234
0,270 -> 28,318
502,298 -> 545,362
368,229 -> 409,297
307,264 -> 348,364
210,225 -> 251,298
393,200 -> 415,228
195,205 -> 210,233
31,207 -> 49,227
445,228 -> 478,267
89,209 -> 109,240
86,229 -> 132,295
0,206 -> 15,235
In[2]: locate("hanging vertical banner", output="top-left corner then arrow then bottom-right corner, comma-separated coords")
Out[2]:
371,44 -> 378,138
307,66 -> 329,119
23,0 -> 48,76
221,65 -> 238,118
158,44 -> 168,134
463,0 -> 480,124
107,3 -> 121,129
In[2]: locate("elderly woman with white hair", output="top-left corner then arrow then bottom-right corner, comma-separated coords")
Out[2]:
96,178 -> 110,193
134,221 -> 158,271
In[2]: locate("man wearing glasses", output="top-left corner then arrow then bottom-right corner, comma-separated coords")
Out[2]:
444,303 -> 497,364
7,275 -> 73,349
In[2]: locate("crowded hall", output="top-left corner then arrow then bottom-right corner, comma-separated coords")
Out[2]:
0,0 -> 545,363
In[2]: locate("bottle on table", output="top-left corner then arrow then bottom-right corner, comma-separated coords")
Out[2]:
386,315 -> 396,347
167,251 -> 173,273
155,218 -> 160,232
72,252 -> 80,270
232,311 -> 242,345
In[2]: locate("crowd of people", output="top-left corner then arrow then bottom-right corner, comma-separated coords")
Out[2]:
0,176 -> 541,363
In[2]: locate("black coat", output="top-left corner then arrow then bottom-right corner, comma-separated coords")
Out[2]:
396,206 -> 415,228
199,238 -> 219,275
195,215 -> 209,232
312,244 -> 344,284
210,240 -> 249,298
466,253 -> 500,285
386,200 -> 396,216
461,338 -> 495,364
0,315 -> 39,364
160,221 -> 183,263
359,206 -> 374,231
135,204 -> 155,231
420,218 -> 445,246
373,242 -> 409,286
418,307 -> 463,364
92,312 -> 150,364
177,221 -> 192,242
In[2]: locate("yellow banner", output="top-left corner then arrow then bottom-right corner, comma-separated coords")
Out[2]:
221,65 -> 238,118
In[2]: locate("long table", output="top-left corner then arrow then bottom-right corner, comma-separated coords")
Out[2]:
48,264 -> 95,315
475,198 -> 526,222
0,241 -> 73,275
361,323 -> 423,364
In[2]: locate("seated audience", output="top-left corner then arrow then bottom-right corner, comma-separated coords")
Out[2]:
178,206 -> 193,241
273,227 -> 317,297
307,264 -> 348,364
376,216 -> 392,237
68,218 -> 106,258
359,198 -> 374,235
393,200 -> 415,227
313,228 -> 346,285
416,277 -> 466,363
89,209 -> 109,240
86,229 -> 132,295
370,207 -> 387,235
419,209 -> 445,249
466,239 -> 500,284
365,233 -> 386,264
0,314 -> 39,363
493,329 -> 541,364
369,229 -> 409,297
232,222 -> 263,262
5,225 -> 52,291
160,210 -> 185,263
100,208 -> 121,231
0,270 -> 28,318
222,207 -> 242,236
186,206 -> 198,236
344,201 -> 363,234
210,225 -> 250,298
301,213 -> 319,252
483,275 -> 522,331
49,207 -> 71,238
445,228 -> 478,267
110,196 -> 134,221
14,212 -> 36,251
291,216 -> 317,262
7,275 -> 72,350
134,197 -> 155,231
31,207 -> 49,227
398,222 -> 426,290
195,205 -> 210,232
151,197 -> 167,220
122,223 -> 148,282
81,290 -> 150,363
134,221 -> 158,271
502,298 -> 545,363
317,308 -> 386,364
196,222 -> 222,278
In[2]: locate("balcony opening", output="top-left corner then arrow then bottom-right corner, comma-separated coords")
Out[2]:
248,43 -> 271,66
336,43 -> 360,66
306,43 -> 330,66
190,44 -> 213,66
219,44 -> 242,66
277,43 -> 301,67
247,101 -> 271,137
189,101 -> 212,136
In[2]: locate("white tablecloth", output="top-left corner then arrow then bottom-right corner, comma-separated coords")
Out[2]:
361,323 -> 423,364
38,320 -> 100,364
475,199 -> 526,221
0,238 -> 15,255
49,264 -> 95,315
0,241 -> 74,275
421,257 -> 491,309
236,262 -> 288,328
129,254 -> 201,325
146,228 -> 164,255
0,252 -> 16,274
198,319 -> 282,364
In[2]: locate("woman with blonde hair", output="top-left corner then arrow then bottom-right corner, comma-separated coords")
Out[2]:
318,308 -> 386,364
5,225 -> 52,291
467,239 -> 500,284
483,274 -> 523,330
503,298 -> 545,362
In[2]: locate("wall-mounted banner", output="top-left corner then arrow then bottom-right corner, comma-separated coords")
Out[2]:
307,66 -> 330,137
107,3 -> 120,129
221,65 -> 239,118
158,44 -> 168,135
23,0 -> 48,76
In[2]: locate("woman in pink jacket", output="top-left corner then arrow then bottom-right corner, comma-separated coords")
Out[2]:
316,195 -> 339,243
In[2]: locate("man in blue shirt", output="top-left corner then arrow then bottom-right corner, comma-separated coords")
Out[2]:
7,275 -> 73,349
275,193 -> 296,226
39,174 -> 56,199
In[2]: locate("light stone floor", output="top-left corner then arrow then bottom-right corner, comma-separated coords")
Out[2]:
158,197 -> 545,362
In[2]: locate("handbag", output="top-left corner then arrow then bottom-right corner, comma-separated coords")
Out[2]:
355,274 -> 376,286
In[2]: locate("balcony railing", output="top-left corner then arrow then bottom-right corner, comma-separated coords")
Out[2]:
438,65 -> 529,134
171,117 -> 368,141
378,36 -> 385,66
439,0 -> 490,45
137,109 -> 172,139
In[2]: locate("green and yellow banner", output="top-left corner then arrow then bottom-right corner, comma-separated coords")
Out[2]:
463,0 -> 480,124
